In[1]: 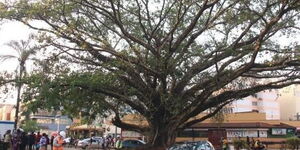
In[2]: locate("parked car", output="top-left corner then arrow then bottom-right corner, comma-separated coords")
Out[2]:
122,139 -> 146,149
168,141 -> 215,150
64,137 -> 71,144
77,137 -> 103,149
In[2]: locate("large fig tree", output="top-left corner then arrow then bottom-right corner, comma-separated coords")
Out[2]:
1,0 -> 300,149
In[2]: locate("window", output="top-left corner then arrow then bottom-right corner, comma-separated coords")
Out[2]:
252,102 -> 258,106
6,113 -> 10,120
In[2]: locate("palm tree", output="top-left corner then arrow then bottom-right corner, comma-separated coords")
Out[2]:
0,37 -> 37,129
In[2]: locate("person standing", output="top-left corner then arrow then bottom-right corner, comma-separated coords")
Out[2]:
251,137 -> 255,149
39,133 -> 47,150
28,132 -> 35,150
3,130 -> 12,150
50,135 -> 55,150
110,136 -> 115,147
69,137 -> 73,147
246,136 -> 250,148
12,129 -> 22,150
221,137 -> 229,150
53,133 -> 64,150
45,134 -> 50,150
20,132 -> 28,150
35,132 -> 42,150
115,137 -> 122,149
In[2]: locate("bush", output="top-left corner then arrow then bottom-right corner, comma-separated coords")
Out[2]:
286,137 -> 300,150
233,139 -> 248,150
20,120 -> 40,133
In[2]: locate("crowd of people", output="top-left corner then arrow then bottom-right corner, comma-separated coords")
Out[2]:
94,135 -> 116,149
2,129 -> 65,150
221,136 -> 266,150
1,129 -> 128,150
79,135 -> 122,149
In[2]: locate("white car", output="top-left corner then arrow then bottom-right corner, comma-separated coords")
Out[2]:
77,137 -> 103,149
168,141 -> 215,150
64,137 -> 71,144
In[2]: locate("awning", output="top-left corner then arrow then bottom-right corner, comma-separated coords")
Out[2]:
69,124 -> 104,131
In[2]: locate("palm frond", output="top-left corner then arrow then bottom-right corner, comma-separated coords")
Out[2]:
0,55 -> 17,63
5,40 -> 22,56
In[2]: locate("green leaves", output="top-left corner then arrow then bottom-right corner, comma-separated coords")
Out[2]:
20,120 -> 40,133
0,1 -> 300,146
21,70 -> 116,120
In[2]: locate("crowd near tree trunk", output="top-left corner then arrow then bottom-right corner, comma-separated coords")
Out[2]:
0,1 -> 300,149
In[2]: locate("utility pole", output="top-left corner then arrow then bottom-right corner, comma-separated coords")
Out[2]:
56,115 -> 61,131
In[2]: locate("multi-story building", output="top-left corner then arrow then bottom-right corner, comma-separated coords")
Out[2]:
230,90 -> 280,120
29,110 -> 73,134
278,84 -> 300,121
0,104 -> 15,121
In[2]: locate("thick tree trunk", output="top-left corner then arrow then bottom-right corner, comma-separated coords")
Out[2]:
142,125 -> 178,150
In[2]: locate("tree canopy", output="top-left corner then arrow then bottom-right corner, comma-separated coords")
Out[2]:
0,0 -> 300,149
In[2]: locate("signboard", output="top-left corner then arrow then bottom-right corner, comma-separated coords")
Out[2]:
227,130 -> 258,137
259,130 -> 268,137
227,130 -> 267,138
272,128 -> 287,135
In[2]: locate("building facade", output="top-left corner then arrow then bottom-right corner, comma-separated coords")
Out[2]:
102,116 -> 121,137
230,90 -> 280,120
278,84 -> 300,121
30,110 -> 73,134
0,104 -> 15,121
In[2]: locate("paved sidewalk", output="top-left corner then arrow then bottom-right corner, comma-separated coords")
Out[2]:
60,147 -> 116,150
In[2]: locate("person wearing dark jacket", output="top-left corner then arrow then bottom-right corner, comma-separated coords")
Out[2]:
20,132 -> 28,150
12,129 -> 22,150
45,134 -> 50,150
28,132 -> 36,150
50,136 -> 55,150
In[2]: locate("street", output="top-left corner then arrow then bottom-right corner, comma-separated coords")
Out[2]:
57,148 -> 115,150
57,147 -> 117,150
60,147 -> 284,150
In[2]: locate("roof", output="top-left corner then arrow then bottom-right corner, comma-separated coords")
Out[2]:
280,121 -> 300,128
186,112 -> 267,124
69,124 -> 104,131
192,122 -> 273,128
120,112 -> 296,130
122,114 -> 148,126
191,122 -> 295,129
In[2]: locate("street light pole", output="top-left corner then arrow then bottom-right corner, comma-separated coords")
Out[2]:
56,115 -> 60,132
56,105 -> 63,132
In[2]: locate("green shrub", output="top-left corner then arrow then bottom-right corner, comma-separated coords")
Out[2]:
20,120 -> 40,133
233,139 -> 248,150
286,137 -> 300,150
